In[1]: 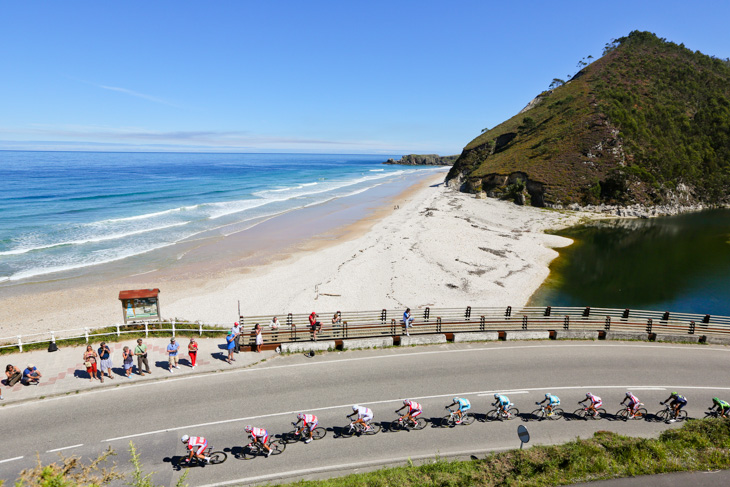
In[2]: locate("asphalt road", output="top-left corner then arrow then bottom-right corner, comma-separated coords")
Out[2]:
3,341 -> 729,486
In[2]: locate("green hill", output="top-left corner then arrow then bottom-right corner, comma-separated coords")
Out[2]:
446,31 -> 730,208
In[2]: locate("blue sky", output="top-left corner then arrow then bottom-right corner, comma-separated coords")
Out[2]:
1,0 -> 729,155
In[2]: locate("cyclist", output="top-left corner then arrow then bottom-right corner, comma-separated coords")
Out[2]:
537,393 -> 561,416
578,392 -> 603,418
348,404 -> 374,432
244,425 -> 272,458
446,397 -> 471,424
395,399 -> 423,426
181,435 -> 210,463
660,392 -> 687,422
493,393 -> 513,418
294,413 -> 319,444
620,391 -> 642,418
709,397 -> 730,418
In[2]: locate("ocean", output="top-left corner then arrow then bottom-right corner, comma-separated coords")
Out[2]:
0,151 -> 444,285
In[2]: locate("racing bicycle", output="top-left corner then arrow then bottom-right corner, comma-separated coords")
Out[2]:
655,402 -> 688,422
178,447 -> 227,467
486,405 -> 520,421
573,404 -> 607,420
530,403 -> 564,421
238,440 -> 286,460
282,422 -> 327,443
440,407 -> 475,427
615,403 -> 648,421
388,411 -> 427,431
339,418 -> 381,437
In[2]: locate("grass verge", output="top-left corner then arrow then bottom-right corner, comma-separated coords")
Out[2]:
284,419 -> 730,486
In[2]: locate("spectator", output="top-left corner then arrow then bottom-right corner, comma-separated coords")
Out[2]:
98,342 -> 114,381
269,316 -> 280,330
167,337 -> 180,372
254,324 -> 263,353
332,311 -> 342,326
231,322 -> 242,354
134,338 -> 151,375
122,346 -> 134,378
188,337 -> 198,368
226,331 -> 236,364
403,308 -> 414,336
83,344 -> 100,382
309,312 -> 322,341
5,364 -> 22,386
22,364 -> 41,385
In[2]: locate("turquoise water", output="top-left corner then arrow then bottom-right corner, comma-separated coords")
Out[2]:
0,151 -> 442,284
529,209 -> 730,316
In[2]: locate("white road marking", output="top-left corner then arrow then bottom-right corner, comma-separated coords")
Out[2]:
46,444 -> 83,453
196,446 -> 516,487
5,342 -> 726,411
0,456 -> 23,464
102,384 -> 724,443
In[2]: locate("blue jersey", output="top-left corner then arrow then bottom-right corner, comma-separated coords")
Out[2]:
673,395 -> 687,405
456,398 -> 470,410
546,395 -> 560,405
495,395 -> 510,406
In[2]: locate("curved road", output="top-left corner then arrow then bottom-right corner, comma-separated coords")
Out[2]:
2,341 -> 729,486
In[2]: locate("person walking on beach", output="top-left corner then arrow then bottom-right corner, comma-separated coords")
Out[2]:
134,338 -> 150,375
254,324 -> 263,353
309,312 -> 322,341
188,337 -> 198,368
226,331 -> 236,364
167,338 -> 180,372
231,321 -> 242,354
403,308 -> 414,336
122,346 -> 134,378
98,342 -> 114,380
83,344 -> 100,382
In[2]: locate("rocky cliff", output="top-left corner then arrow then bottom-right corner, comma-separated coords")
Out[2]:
384,154 -> 458,166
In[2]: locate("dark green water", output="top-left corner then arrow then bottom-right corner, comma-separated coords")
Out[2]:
529,209 -> 730,316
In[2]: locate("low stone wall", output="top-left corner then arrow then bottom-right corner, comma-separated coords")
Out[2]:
400,334 -> 447,346
453,332 -> 499,342
504,330 -> 550,340
342,337 -> 394,350
281,341 -> 335,353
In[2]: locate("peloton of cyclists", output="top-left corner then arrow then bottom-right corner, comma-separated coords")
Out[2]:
578,392 -> 603,418
181,434 -> 209,463
294,413 -> 319,444
447,396 -> 471,424
349,404 -> 374,432
493,393 -> 513,418
396,399 -> 423,426
245,425 -> 272,457
537,393 -> 561,416
661,392 -> 688,422
709,397 -> 730,418
620,391 -> 642,418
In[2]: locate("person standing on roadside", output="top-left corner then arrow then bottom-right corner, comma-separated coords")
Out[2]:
83,344 -> 100,382
167,337 -> 180,372
308,312 -> 322,341
403,308 -> 414,336
98,342 -> 114,381
226,331 -> 236,363
188,337 -> 198,368
254,324 -> 263,353
122,346 -> 134,378
134,338 -> 151,375
231,321 -> 242,354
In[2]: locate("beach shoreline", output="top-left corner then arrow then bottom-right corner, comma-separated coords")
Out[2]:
0,170 -> 593,338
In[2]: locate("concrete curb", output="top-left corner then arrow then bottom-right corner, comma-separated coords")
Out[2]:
400,335 -> 447,346
342,337 -> 393,350
281,341 -> 335,353
453,332 -> 499,342
504,330 -> 550,340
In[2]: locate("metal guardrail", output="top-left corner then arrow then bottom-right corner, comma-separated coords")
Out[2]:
3,306 -> 729,353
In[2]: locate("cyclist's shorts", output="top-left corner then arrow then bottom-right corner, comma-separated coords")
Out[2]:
674,402 -> 686,409
628,400 -> 639,410
592,400 -> 603,408
308,421 -> 319,429
361,413 -> 373,422
195,442 -> 207,456
258,434 -> 269,445
411,409 -> 422,418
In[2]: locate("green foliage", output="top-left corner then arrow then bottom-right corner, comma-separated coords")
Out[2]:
283,419 -> 730,487
518,117 -> 536,133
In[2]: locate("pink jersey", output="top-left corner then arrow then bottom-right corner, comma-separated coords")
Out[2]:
251,427 -> 267,439
187,437 -> 206,449
588,394 -> 602,405
408,401 -> 422,412
627,394 -> 639,405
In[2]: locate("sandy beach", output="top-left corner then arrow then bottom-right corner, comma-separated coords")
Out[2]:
0,172 -> 593,338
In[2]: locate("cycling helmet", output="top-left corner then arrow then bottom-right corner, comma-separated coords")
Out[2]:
244,425 -> 253,432
181,435 -> 189,443
494,393 -> 500,399
670,391 -> 678,397
626,391 -> 632,397
297,413 -> 305,420
403,399 -> 411,406
713,397 -> 720,403
452,397 -> 459,403
586,392 -> 592,398
352,405 -> 359,411
545,393 -> 551,398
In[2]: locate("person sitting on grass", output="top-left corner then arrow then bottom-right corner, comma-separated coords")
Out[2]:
22,364 -> 41,385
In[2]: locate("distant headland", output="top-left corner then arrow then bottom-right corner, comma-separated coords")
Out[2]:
384,154 -> 458,166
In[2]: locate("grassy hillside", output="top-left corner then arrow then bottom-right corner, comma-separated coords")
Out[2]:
447,31 -> 730,207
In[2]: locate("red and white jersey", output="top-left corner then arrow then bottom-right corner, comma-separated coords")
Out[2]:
187,437 -> 206,449
626,393 -> 639,404
301,414 -> 318,425
408,401 -> 422,412
355,406 -> 373,418
251,427 -> 267,439
587,394 -> 602,405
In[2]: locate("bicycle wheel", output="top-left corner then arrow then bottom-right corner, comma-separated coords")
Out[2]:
573,408 -> 588,420
634,408 -> 648,420
388,420 -> 405,432
240,445 -> 258,460
312,427 -> 327,440
440,415 -> 455,427
364,423 -> 381,435
486,409 -> 501,421
411,418 -> 427,430
208,451 -> 227,464
461,413 -> 476,425
505,408 -> 519,420
549,408 -> 564,420
616,409 -> 630,421
590,408 -> 606,420
530,408 -> 546,421
339,424 -> 355,438
676,410 -> 688,421
655,409 -> 671,422
270,440 -> 286,455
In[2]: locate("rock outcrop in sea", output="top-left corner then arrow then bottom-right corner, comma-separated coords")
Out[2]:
384,154 -> 458,166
